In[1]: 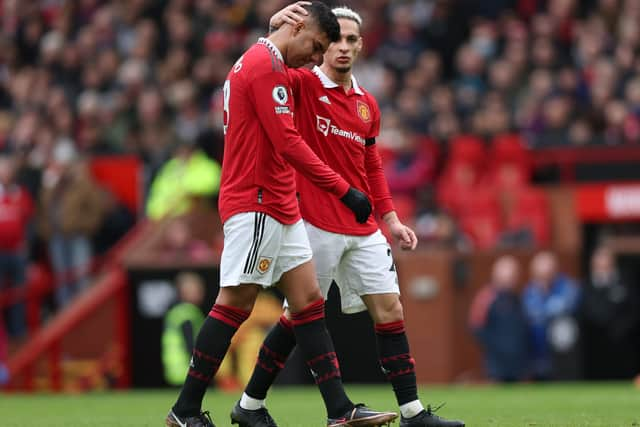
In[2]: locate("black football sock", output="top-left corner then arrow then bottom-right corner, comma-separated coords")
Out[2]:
244,315 -> 297,400
375,320 -> 418,406
291,298 -> 353,418
172,304 -> 249,417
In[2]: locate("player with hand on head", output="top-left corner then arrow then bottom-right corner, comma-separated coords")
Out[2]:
231,3 -> 464,427
166,2 -> 395,427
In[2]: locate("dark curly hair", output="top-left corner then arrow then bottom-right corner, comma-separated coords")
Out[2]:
304,1 -> 341,43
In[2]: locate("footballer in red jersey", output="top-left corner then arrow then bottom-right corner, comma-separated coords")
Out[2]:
167,3 -> 396,427
237,5 -> 465,427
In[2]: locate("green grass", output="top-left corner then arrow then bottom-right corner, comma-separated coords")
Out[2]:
1,383 -> 639,426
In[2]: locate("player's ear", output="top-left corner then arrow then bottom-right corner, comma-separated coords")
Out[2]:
292,20 -> 305,36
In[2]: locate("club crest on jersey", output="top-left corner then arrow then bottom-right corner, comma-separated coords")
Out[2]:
257,257 -> 272,274
272,85 -> 288,105
316,115 -> 331,136
357,101 -> 371,122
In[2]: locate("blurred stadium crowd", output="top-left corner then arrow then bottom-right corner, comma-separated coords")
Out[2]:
1,0 -> 640,380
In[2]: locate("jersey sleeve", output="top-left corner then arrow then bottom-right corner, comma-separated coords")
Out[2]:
286,67 -> 306,96
365,143 -> 394,217
367,95 -> 382,139
249,70 -> 350,198
364,94 -> 393,216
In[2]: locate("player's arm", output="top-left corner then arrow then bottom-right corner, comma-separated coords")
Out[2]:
251,72 -> 348,197
269,4 -> 314,98
269,1 -> 310,34
365,139 -> 418,250
269,4 -> 309,97
250,72 -> 371,223
364,139 -> 394,218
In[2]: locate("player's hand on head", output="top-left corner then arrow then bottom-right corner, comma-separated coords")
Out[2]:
270,1 -> 310,31
390,222 -> 418,251
340,187 -> 372,224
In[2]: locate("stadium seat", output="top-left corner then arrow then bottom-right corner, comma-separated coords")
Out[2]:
457,189 -> 501,250
501,187 -> 551,246
481,133 -> 532,190
392,194 -> 417,224
436,144 -> 484,217
448,134 -> 486,167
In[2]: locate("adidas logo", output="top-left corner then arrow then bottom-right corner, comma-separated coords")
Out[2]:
318,95 -> 331,104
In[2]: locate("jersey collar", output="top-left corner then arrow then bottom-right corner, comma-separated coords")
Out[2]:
257,37 -> 284,62
312,66 -> 364,95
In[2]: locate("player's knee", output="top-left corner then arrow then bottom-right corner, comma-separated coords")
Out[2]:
388,299 -> 404,321
300,288 -> 324,307
370,296 -> 403,324
287,288 -> 323,313
215,285 -> 260,312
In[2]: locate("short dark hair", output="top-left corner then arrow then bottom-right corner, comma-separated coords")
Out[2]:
304,1 -> 340,43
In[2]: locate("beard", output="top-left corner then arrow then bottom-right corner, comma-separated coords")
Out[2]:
334,65 -> 351,73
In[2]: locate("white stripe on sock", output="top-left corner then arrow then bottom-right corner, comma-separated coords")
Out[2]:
240,392 -> 265,410
399,400 -> 424,418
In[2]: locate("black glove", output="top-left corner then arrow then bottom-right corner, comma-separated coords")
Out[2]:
340,187 -> 372,224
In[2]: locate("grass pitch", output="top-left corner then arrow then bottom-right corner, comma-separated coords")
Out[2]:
0,383 -> 638,426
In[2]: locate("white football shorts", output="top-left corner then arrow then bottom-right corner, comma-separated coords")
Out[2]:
303,221 -> 400,314
219,212 -> 313,288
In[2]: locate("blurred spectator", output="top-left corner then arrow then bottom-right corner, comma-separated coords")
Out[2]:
162,271 -> 206,387
413,187 -> 468,249
532,94 -> 573,148
135,86 -> 177,184
167,80 -> 210,145
469,255 -> 529,382
156,216 -> 216,265
0,153 -> 33,338
145,143 -> 221,220
383,122 -> 436,201
92,191 -> 135,256
522,251 -> 581,380
580,247 -> 639,379
454,43 -> 486,117
376,4 -> 424,75
0,312 -> 8,385
38,144 -> 108,309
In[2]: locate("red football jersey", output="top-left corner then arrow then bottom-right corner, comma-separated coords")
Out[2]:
0,185 -> 33,251
218,38 -> 350,225
289,66 -> 394,235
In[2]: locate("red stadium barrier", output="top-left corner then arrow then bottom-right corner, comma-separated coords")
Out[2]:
1,220 -> 151,391
5,268 -> 128,391
531,146 -> 640,181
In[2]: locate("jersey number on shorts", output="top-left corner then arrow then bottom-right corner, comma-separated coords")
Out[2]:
387,248 -> 396,272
